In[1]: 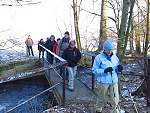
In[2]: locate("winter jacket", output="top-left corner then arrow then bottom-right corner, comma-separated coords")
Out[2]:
92,52 -> 120,84
25,38 -> 33,46
62,47 -> 81,67
38,41 -> 45,52
58,37 -> 70,56
44,39 -> 56,52
52,42 -> 58,54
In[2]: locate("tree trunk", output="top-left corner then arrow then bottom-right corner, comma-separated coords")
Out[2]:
73,0 -> 81,49
135,29 -> 141,55
135,12 -> 141,55
123,0 -> 135,55
117,0 -> 130,60
129,22 -> 134,55
144,0 -> 150,56
99,0 -> 107,50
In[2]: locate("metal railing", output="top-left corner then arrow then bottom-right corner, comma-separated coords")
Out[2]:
39,44 -> 67,106
6,44 -> 68,113
79,50 -> 96,91
4,41 -> 149,113
6,83 -> 60,113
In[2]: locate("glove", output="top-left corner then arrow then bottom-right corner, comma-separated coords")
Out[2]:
117,65 -> 123,72
104,67 -> 113,73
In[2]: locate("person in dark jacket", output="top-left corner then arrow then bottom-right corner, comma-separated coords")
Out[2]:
62,40 -> 81,91
38,38 -> 45,59
44,35 -> 57,64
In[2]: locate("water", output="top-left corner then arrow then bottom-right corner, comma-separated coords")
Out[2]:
0,75 -> 52,113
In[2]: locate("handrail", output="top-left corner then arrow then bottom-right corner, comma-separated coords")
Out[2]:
39,44 -> 66,62
39,44 -> 67,106
6,83 -> 60,113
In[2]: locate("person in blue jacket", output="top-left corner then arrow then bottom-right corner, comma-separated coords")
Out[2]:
92,39 -> 123,113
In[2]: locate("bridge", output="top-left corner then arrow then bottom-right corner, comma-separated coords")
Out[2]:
4,44 -> 97,113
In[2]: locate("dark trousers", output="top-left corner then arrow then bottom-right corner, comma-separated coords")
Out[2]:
27,46 -> 34,56
39,50 -> 44,59
46,52 -> 53,64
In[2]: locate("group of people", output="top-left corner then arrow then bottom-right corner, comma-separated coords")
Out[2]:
25,31 -> 81,92
25,33 -> 124,113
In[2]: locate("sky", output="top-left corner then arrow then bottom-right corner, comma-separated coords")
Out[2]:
0,0 -> 146,51
0,0 -> 102,51
0,0 -> 73,42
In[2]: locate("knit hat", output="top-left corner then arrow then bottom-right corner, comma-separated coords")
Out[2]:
103,39 -> 114,50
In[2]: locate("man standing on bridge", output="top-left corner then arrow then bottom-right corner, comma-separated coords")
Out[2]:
25,35 -> 34,56
92,39 -> 123,113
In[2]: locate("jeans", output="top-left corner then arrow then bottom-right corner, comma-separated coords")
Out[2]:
67,66 -> 77,90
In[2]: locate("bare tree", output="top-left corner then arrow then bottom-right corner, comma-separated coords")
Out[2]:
129,21 -> 134,55
144,0 -> 150,56
123,0 -> 135,55
117,0 -> 130,60
0,0 -> 41,6
99,0 -> 108,50
72,0 -> 82,49
134,12 -> 142,54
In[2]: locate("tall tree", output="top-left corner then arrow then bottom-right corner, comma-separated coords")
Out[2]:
117,0 -> 130,60
144,0 -> 150,56
123,0 -> 135,55
72,0 -> 82,49
135,12 -> 141,54
99,0 -> 108,50
129,20 -> 134,55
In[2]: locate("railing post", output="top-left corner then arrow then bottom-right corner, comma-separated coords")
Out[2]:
41,52 -> 44,65
62,65 -> 66,106
92,56 -> 95,91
